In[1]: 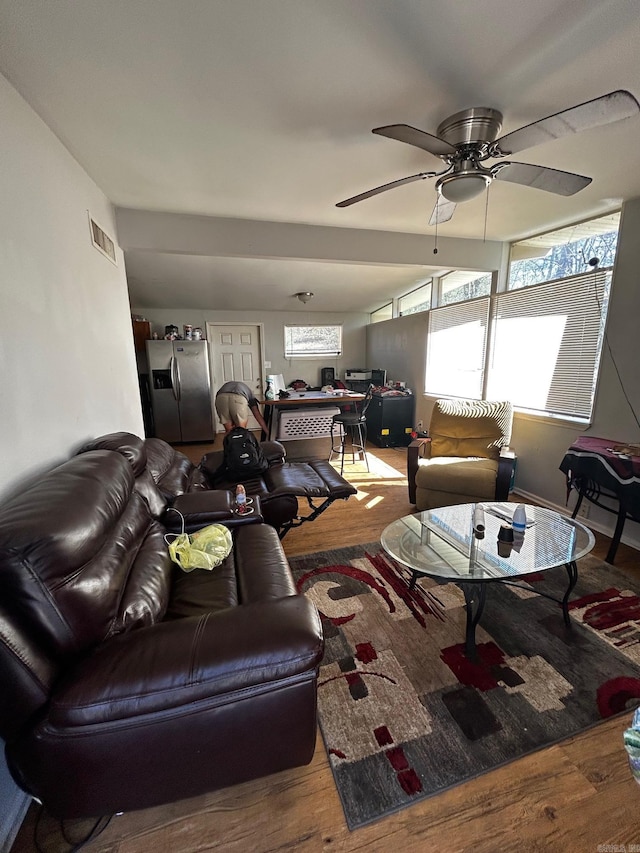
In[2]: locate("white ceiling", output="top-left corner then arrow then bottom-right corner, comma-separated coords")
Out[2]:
2,0 -> 640,313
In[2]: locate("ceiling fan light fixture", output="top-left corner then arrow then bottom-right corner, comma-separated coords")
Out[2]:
295,291 -> 314,303
338,91 -> 639,223
438,173 -> 491,203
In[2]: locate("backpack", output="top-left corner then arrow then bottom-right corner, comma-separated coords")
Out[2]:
221,427 -> 268,481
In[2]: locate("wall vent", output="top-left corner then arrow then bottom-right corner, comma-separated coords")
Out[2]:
88,214 -> 117,264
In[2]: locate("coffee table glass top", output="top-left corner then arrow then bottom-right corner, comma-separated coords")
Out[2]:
381,503 -> 595,582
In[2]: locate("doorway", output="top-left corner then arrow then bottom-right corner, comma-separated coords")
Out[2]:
206,322 -> 264,432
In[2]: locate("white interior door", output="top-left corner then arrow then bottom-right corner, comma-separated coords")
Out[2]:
206,323 -> 263,432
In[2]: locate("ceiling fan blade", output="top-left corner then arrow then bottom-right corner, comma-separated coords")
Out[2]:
372,124 -> 456,157
336,172 -> 435,207
429,197 -> 457,225
494,162 -> 591,196
493,90 -> 640,156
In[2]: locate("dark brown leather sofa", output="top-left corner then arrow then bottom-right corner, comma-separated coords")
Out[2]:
80,431 -> 357,537
0,446 -> 323,819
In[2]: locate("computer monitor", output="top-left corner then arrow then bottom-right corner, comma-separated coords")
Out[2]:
321,367 -> 335,386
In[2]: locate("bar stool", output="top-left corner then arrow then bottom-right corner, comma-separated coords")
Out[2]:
329,385 -> 374,474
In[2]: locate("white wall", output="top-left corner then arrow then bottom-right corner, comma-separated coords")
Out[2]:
0,72 -> 143,849
366,312 -> 429,420
130,307 -> 370,389
367,197 -> 640,548
0,73 -> 143,500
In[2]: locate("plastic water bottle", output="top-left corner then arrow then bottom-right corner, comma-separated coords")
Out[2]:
235,484 -> 247,514
512,504 -> 527,533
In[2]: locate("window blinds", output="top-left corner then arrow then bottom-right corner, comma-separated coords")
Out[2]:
425,298 -> 490,398
487,270 -> 609,419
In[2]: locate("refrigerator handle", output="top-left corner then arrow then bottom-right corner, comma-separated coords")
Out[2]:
170,356 -> 181,401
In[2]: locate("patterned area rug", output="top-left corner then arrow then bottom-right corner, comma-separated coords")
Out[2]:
289,543 -> 640,830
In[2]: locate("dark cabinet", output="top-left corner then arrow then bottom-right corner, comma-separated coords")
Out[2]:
367,394 -> 415,447
132,320 -> 151,353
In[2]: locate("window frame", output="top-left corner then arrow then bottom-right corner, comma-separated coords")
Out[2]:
283,324 -> 343,358
398,281 -> 432,316
420,212 -> 620,424
371,302 -> 393,323
438,270 -> 492,306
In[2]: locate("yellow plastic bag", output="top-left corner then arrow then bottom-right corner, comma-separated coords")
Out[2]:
165,515 -> 233,573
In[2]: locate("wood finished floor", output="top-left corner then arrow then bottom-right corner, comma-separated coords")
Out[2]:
12,438 -> 640,852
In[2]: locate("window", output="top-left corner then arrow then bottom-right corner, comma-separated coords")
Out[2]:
509,212 -> 619,291
422,212 -> 619,422
440,270 -> 491,305
371,303 -> 393,323
284,325 -> 342,358
487,270 -> 610,419
399,281 -> 432,316
425,298 -> 490,399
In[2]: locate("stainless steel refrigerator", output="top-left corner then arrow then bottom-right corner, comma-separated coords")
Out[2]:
146,340 -> 215,442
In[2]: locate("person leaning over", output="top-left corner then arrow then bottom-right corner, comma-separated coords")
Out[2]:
215,380 -> 269,435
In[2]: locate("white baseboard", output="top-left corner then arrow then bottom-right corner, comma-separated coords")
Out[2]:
512,489 -> 640,552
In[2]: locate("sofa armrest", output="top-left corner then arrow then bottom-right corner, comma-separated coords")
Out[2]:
145,437 -> 196,498
407,438 -> 432,505
48,595 -> 324,728
496,447 -> 517,501
187,467 -> 209,491
261,440 -> 286,464
164,490 -> 264,531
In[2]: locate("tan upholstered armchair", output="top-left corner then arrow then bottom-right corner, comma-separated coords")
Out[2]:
407,399 -> 516,510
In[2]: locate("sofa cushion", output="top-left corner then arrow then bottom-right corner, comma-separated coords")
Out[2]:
0,451 -> 172,660
146,437 -> 204,498
235,524 -> 297,603
79,431 -> 147,475
265,463 -> 329,498
79,431 -> 168,518
429,399 -> 512,460
165,556 -> 239,618
415,456 -> 498,498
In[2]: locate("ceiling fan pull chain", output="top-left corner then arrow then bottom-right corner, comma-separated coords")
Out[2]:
483,184 -> 490,243
433,199 -> 439,254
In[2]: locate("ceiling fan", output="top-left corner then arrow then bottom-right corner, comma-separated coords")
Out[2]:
336,90 -> 640,224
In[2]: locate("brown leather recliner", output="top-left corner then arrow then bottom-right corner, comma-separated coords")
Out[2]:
200,446 -> 358,538
82,431 -> 356,537
0,448 -> 323,819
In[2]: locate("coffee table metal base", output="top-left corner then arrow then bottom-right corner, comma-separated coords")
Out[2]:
408,560 -> 579,660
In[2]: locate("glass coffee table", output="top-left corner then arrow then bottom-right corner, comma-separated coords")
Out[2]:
381,502 -> 595,659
